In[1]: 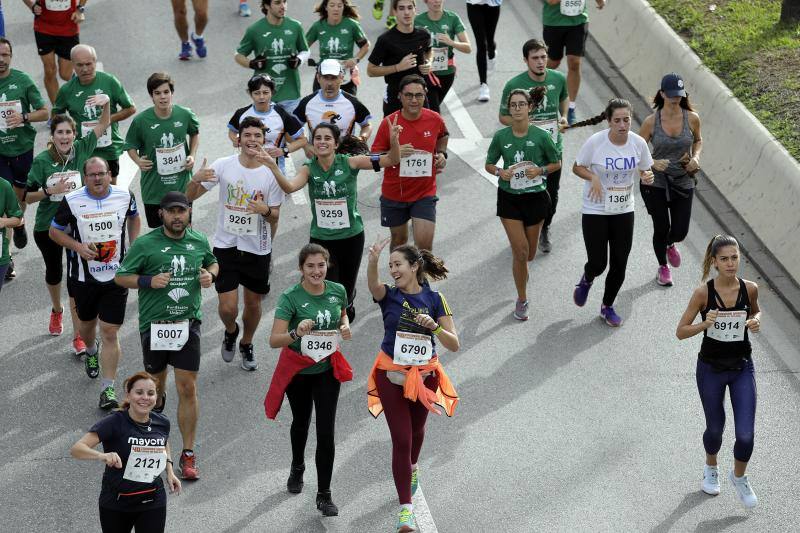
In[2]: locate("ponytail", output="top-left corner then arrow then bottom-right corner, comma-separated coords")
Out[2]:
118,371 -> 158,411
566,97 -> 632,130
337,134 -> 369,155
566,112 -> 607,129
393,245 -> 449,284
701,234 -> 739,281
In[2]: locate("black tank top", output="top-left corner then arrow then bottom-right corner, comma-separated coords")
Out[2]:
699,278 -> 752,369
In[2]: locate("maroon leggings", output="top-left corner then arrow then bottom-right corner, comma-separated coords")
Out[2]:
375,369 -> 439,504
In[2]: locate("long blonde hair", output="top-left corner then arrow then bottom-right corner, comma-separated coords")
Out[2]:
701,234 -> 739,281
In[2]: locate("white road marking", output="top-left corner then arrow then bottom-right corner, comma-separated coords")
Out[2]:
443,90 -> 498,188
8,371 -> 58,400
413,486 -> 439,533
116,152 -> 138,191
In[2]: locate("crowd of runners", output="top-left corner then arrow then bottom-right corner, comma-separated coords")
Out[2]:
0,1 -> 764,531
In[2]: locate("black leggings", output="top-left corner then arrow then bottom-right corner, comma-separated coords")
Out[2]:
582,212 -> 634,307
286,368 -> 341,491
34,229 -> 64,286
99,505 -> 166,533
310,231 -> 364,306
425,72 -> 455,115
544,168 -> 562,228
640,184 -> 694,265
466,3 -> 500,84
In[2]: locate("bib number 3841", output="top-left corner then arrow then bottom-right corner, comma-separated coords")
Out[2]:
393,331 -> 433,366
301,330 -> 339,362
150,321 -> 189,351
156,143 -> 186,176
123,446 -> 168,483
707,310 -> 747,342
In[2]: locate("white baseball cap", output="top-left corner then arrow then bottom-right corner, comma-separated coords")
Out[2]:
318,59 -> 343,76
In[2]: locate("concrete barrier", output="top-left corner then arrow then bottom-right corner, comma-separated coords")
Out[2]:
588,0 -> 800,284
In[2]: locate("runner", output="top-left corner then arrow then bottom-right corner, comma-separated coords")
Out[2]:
485,87 -> 561,321
466,0 -> 502,102
0,37 -> 48,280
235,0 -> 310,115
0,177 -> 22,291
125,72 -> 200,228
676,234 -> 761,508
272,118 -> 401,321
571,98 -> 654,326
170,0 -> 209,60
498,39 -> 567,254
542,0 -> 605,124
414,0 -> 471,108
25,96 -> 110,349
186,116 -> 284,372
639,73 -> 702,287
367,0 -> 433,116
239,0 -> 252,17
227,74 -> 306,174
22,0 -> 85,104
264,243 -> 353,516
49,155 -> 141,409
372,74 -> 448,251
53,44 -> 136,185
70,371 -> 182,533
365,238 -> 459,533
115,191 -> 218,481
306,0 -> 370,96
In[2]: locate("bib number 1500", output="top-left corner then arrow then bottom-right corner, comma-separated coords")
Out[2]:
88,220 -> 113,232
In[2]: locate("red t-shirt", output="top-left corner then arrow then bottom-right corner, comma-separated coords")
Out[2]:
371,108 -> 448,203
34,0 -> 80,37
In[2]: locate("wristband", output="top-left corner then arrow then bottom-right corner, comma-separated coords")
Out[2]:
494,168 -> 501,177
22,113 -> 30,124
370,154 -> 381,172
432,325 -> 443,336
539,166 -> 548,177
282,147 -> 289,157
42,186 -> 52,198
437,151 -> 448,160
289,329 -> 298,341
166,459 -> 174,465
31,1 -> 39,14
137,275 -> 153,289
209,272 -> 217,283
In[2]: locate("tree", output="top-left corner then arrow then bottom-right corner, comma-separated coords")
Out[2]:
781,0 -> 800,23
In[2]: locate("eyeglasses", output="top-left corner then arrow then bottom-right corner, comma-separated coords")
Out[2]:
402,92 -> 425,100
509,102 -> 529,109
86,171 -> 108,179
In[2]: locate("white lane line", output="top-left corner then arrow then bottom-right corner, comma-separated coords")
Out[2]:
443,89 -> 482,140
284,153 -> 308,205
443,90 -> 499,188
8,371 -> 59,400
413,487 -> 439,533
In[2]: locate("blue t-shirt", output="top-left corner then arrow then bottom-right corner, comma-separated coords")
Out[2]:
378,284 -> 452,356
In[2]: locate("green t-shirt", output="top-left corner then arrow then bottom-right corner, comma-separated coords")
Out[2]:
237,17 -> 309,102
499,69 -> 568,154
275,280 -> 347,375
26,132 -> 98,232
1,178 -> 23,266
414,10 -> 466,75
123,106 -> 200,205
0,69 -> 46,157
306,17 -> 366,61
52,71 -> 134,161
486,125 -> 561,194
116,227 -> 217,332
303,154 -> 363,240
542,0 -> 589,26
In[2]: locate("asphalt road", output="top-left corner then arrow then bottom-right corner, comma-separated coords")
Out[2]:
1,1 -> 799,532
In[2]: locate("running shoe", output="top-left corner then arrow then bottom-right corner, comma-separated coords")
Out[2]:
85,340 -> 100,379
179,450 -> 200,480
396,508 -> 415,533
49,308 -> 64,336
373,0 -> 384,20
240,343 -> 258,371
385,15 -> 396,29
239,1 -> 251,17
538,226 -> 552,253
72,335 -> 87,357
478,83 -> 490,102
729,470 -> 757,508
191,33 -> 207,58
666,244 -> 682,268
600,304 -> 623,327
316,490 -> 339,516
287,463 -> 305,494
487,56 -> 496,72
4,259 -> 15,280
179,41 -> 192,61
411,467 -> 419,496
513,299 -> 529,321
221,323 -> 239,362
567,108 -> 577,126
656,265 -> 673,287
13,225 -> 27,249
702,465 -> 720,496
98,386 -> 118,410
153,391 -> 167,414
573,274 -> 592,307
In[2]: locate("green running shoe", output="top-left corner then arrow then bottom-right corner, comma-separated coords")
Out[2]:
411,468 -> 419,496
98,386 -> 118,410
386,15 -> 396,29
373,0 -> 384,20
85,340 -> 100,379
396,507 -> 415,532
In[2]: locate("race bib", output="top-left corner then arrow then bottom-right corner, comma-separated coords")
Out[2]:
155,143 -> 185,176
301,330 -> 339,362
604,185 -> 633,213
122,445 -> 168,483
509,161 -> 542,190
532,118 -> 558,143
223,204 -> 257,235
560,0 -> 586,16
45,0 -> 72,11
431,47 -> 449,72
81,121 -> 112,148
399,150 -> 433,178
45,170 -> 81,202
707,310 -> 747,342
314,198 -> 350,230
393,331 -> 433,366
0,100 -> 22,130
80,212 -> 119,242
150,321 -> 190,351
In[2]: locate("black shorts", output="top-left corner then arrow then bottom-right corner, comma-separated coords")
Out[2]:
496,188 -> 550,227
141,319 -> 202,373
213,247 -> 271,295
107,158 -> 120,178
543,23 -> 588,60
379,195 -> 438,227
68,280 -> 128,325
35,31 -> 80,60
0,150 -> 34,189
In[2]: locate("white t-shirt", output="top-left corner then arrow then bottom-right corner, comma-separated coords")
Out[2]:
575,129 -> 653,215
202,155 -> 284,255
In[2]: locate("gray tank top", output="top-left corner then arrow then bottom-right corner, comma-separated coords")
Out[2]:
651,109 -> 695,191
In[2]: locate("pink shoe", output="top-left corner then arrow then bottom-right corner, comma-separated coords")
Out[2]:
657,265 -> 673,287
666,244 -> 681,268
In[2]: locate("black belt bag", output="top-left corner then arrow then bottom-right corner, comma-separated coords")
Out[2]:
117,486 -> 159,506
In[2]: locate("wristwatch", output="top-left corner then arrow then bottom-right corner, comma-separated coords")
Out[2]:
494,168 -> 501,177
539,166 -> 548,177
282,147 -> 289,157
22,113 -> 30,124
77,5 -> 86,13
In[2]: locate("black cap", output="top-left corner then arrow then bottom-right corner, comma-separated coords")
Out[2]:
159,191 -> 191,209
660,72 -> 686,97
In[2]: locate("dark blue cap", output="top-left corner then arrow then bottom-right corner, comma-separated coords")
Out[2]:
660,73 -> 686,97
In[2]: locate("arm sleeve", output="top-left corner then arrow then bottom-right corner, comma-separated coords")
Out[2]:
127,192 -> 139,218
274,292 -> 296,321
51,198 -> 74,230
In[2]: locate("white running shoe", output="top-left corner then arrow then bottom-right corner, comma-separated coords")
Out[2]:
729,470 -> 758,508
487,56 -> 496,72
478,83 -> 490,102
702,465 -> 720,495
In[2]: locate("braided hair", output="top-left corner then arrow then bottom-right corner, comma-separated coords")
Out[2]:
566,98 -> 633,129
